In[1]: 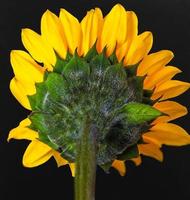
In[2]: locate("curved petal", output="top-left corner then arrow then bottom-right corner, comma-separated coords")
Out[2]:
79,8 -> 103,56
152,80 -> 190,100
8,118 -> 38,142
116,11 -> 138,61
53,151 -> 68,167
153,101 -> 188,124
144,66 -> 181,90
115,9 -> 127,47
112,160 -> 126,176
10,78 -> 31,110
116,41 -> 129,62
59,8 -> 81,54
131,156 -> 142,166
138,142 -> 163,161
22,28 -> 56,66
146,123 -> 190,146
10,50 -> 44,83
142,134 -> 162,148
97,4 -> 126,56
23,140 -> 53,168
126,11 -> 138,43
19,118 -> 31,127
69,163 -> 76,177
41,10 -> 67,59
137,50 -> 174,76
124,31 -> 153,65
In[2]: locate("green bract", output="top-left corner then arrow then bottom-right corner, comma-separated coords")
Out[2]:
28,47 -> 162,171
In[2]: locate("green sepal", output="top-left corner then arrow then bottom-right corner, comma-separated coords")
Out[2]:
54,53 -> 72,74
28,114 -> 60,150
84,44 -> 98,62
60,144 -> 76,162
43,71 -> 49,81
63,53 -> 90,78
89,52 -> 111,71
100,161 -> 113,173
104,63 -> 127,81
125,63 -> 139,77
108,50 -> 118,65
45,72 -> 67,101
38,136 -> 59,150
29,112 -> 49,133
28,83 -> 48,111
127,76 -> 144,102
117,144 -> 139,161
121,102 -> 162,125
27,95 -> 36,111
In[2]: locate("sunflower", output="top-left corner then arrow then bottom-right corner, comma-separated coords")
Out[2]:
9,3 -> 190,182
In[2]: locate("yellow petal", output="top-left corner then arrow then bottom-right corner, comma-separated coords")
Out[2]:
10,78 -> 31,110
131,156 -> 142,166
79,8 -> 103,56
112,160 -> 126,176
152,80 -> 190,100
10,52 -> 41,100
69,163 -> 76,177
145,123 -> 190,146
116,11 -> 127,47
142,134 -> 162,148
116,11 -> 138,61
22,28 -> 56,66
8,118 -> 38,142
95,8 -> 104,36
23,140 -> 53,167
124,31 -> 153,65
144,66 -> 181,90
59,8 -> 81,54
53,151 -> 68,167
19,118 -> 31,127
126,11 -> 138,43
10,50 -> 44,83
41,10 -> 67,59
97,4 -> 126,56
137,50 -> 174,76
153,101 -> 187,124
138,142 -> 163,161
116,41 -> 129,62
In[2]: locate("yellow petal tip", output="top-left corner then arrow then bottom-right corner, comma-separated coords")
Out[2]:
10,50 -> 20,59
7,136 -> 11,142
43,9 -> 54,17
21,28 -> 27,33
164,50 -> 175,59
114,3 -> 124,8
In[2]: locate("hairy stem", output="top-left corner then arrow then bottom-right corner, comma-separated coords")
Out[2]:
74,117 -> 97,200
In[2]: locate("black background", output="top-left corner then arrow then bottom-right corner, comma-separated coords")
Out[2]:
1,0 -> 190,199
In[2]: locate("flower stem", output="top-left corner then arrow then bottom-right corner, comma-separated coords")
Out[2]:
74,117 -> 97,200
